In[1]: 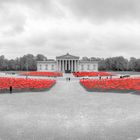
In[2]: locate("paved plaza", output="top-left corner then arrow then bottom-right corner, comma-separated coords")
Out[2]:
0,74 -> 140,140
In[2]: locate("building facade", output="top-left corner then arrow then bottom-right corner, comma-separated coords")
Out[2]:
37,53 -> 98,72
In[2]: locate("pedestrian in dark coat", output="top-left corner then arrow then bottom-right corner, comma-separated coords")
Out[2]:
10,86 -> 12,94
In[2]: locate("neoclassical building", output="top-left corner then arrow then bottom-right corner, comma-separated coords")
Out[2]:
37,53 -> 98,72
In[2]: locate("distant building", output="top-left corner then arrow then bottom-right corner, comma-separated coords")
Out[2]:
37,53 -> 98,72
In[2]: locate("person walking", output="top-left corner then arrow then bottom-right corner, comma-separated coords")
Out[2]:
10,86 -> 12,94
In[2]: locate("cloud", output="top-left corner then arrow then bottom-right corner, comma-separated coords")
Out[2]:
60,0 -> 140,22
0,0 -> 140,59
0,3 -> 27,36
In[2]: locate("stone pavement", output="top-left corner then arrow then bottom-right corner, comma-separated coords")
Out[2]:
0,73 -> 140,140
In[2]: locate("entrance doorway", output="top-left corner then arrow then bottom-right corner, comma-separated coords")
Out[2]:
65,70 -> 71,73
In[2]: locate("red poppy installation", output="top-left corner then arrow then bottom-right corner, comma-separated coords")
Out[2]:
0,77 -> 56,93
80,78 -> 140,92
73,71 -> 114,77
20,71 -> 63,77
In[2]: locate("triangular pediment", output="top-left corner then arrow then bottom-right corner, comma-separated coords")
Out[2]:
56,53 -> 79,59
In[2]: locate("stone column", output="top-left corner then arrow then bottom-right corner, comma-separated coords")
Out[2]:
67,60 -> 68,70
75,60 -> 76,71
58,60 -> 60,71
76,60 -> 78,71
60,60 -> 61,71
64,60 -> 66,70
56,60 -> 58,71
69,60 -> 70,71
62,60 -> 64,72
72,60 -> 73,72
73,60 -> 75,71
64,60 -> 65,71
67,60 -> 69,70
65,60 -> 66,71
65,60 -> 67,70
73,60 -> 74,72
70,60 -> 71,72
75,60 -> 77,71
77,60 -> 79,71
61,60 -> 63,71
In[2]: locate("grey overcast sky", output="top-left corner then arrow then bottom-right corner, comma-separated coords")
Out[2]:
0,0 -> 140,59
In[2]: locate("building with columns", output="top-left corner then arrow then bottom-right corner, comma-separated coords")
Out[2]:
37,53 -> 98,72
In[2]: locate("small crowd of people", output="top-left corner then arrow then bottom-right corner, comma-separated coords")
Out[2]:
99,75 -> 112,80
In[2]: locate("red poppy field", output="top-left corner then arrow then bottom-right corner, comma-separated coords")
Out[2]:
0,77 -> 56,93
80,77 -> 140,92
20,71 -> 63,77
73,71 -> 114,77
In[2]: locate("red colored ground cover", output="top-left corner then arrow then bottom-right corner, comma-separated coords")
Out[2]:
73,71 -> 114,77
80,78 -> 140,91
20,71 -> 63,77
0,77 -> 56,92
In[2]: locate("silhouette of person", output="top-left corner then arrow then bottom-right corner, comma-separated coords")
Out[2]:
10,86 -> 12,94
